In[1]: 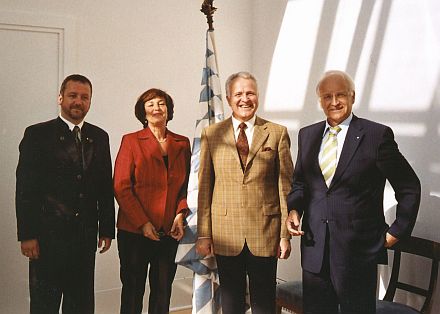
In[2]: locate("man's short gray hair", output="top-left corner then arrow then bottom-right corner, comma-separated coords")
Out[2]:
315,70 -> 355,95
225,71 -> 258,97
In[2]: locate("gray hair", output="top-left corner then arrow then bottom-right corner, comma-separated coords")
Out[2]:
225,71 -> 258,97
315,70 -> 355,95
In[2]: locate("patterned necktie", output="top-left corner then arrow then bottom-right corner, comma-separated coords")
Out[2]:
72,125 -> 84,169
319,125 -> 341,187
72,125 -> 81,146
236,122 -> 249,169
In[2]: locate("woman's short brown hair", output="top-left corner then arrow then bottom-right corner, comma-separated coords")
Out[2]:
134,88 -> 174,128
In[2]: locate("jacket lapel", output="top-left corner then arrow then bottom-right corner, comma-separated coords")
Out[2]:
222,118 -> 242,167
330,115 -> 364,189
307,122 -> 328,189
56,118 -> 82,166
81,123 -> 95,171
138,127 -> 164,165
167,132 -> 185,168
247,116 -> 269,166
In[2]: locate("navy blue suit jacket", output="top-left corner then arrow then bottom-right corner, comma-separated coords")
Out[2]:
287,115 -> 420,274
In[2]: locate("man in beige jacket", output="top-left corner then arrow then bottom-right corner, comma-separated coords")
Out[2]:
196,71 -> 294,314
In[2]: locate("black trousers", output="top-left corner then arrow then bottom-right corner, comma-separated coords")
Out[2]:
29,237 -> 96,314
215,243 -> 278,314
303,227 -> 377,314
117,230 -> 179,314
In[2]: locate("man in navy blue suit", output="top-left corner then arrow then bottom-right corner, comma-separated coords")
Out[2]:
286,70 -> 421,314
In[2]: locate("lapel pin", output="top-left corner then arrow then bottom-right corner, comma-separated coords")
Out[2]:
60,136 -> 65,141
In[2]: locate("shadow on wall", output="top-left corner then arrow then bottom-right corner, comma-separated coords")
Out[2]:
258,0 -> 440,312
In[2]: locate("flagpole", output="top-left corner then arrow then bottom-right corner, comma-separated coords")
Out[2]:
173,1 -> 224,313
201,0 -> 216,31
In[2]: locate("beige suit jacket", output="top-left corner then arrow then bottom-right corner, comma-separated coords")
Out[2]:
197,116 -> 294,257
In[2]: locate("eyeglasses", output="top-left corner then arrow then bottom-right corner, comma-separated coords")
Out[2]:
319,91 -> 351,103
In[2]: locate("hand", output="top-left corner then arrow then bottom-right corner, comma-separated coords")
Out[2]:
170,213 -> 185,241
286,210 -> 304,236
98,237 -> 112,254
278,238 -> 291,259
384,232 -> 399,248
196,238 -> 214,257
21,239 -> 40,260
141,222 -> 160,241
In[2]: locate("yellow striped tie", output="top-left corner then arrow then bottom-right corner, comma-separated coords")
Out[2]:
319,126 -> 341,186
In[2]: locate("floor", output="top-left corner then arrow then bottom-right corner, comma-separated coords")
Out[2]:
94,275 -> 193,314
172,309 -> 192,314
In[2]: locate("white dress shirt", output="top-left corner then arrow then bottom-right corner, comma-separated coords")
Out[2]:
319,113 -> 353,166
231,115 -> 256,147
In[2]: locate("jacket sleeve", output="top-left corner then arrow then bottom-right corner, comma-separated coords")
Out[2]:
278,126 -> 294,238
197,128 -> 214,238
175,137 -> 191,215
15,127 -> 43,241
113,135 -> 151,229
97,131 -> 116,238
287,129 -> 307,217
377,126 -> 421,239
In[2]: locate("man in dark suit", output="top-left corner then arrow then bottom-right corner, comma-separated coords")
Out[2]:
16,74 -> 115,314
286,70 -> 421,314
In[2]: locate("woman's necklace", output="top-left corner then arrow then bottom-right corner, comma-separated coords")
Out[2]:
149,125 -> 167,143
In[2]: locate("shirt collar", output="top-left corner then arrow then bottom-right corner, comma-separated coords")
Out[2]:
59,114 -> 84,131
231,115 -> 256,132
323,113 -> 353,137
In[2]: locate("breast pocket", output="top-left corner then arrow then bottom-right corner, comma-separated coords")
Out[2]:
254,149 -> 277,177
259,149 -> 276,159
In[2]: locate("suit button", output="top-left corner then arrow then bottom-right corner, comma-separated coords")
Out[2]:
76,174 -> 82,180
79,193 -> 84,198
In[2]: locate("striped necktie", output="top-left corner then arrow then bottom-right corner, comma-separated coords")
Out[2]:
319,126 -> 341,187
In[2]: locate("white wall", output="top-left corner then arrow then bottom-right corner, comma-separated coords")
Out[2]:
0,1 -> 250,312
252,0 -> 440,312
1,0 -> 439,312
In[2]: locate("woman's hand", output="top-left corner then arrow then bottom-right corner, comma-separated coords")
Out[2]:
141,222 -> 160,241
170,213 -> 185,241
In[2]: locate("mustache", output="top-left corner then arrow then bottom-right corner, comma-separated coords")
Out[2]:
70,104 -> 83,111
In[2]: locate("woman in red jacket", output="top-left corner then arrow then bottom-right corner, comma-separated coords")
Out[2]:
114,88 -> 190,314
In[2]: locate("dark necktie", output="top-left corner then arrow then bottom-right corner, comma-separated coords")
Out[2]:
73,125 -> 81,147
72,126 -> 84,169
236,122 -> 249,169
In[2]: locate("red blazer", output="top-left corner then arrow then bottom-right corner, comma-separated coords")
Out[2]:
114,127 -> 191,234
